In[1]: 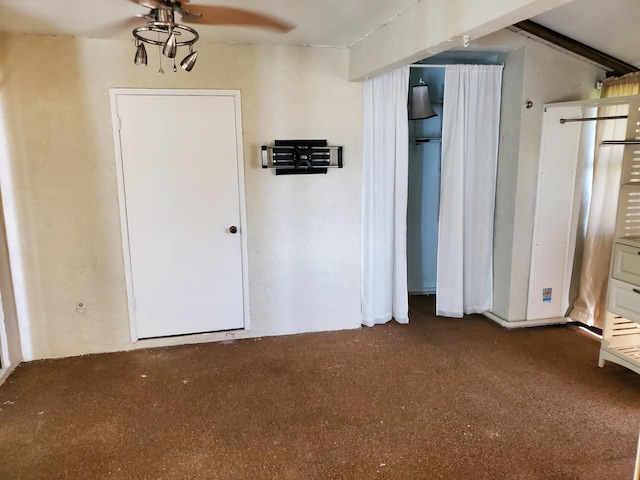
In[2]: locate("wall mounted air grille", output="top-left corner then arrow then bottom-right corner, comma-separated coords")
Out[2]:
262,140 -> 343,175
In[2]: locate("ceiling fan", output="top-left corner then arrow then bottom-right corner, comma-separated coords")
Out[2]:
129,0 -> 295,73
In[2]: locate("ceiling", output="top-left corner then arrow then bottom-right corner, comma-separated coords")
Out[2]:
0,0 -> 637,69
0,0 -> 418,47
531,0 -> 640,68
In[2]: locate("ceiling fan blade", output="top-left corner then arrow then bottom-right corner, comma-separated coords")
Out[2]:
128,0 -> 171,10
83,16 -> 146,39
181,5 -> 294,33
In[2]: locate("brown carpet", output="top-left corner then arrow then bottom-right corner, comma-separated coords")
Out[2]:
0,296 -> 639,479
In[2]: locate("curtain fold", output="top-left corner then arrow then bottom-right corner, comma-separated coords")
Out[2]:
436,65 -> 503,318
361,66 -> 410,327
569,72 -> 640,328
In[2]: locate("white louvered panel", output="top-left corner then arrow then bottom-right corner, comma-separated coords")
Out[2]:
603,311 -> 638,337
631,103 -> 640,140
599,339 -> 640,373
615,344 -> 640,359
600,312 -> 640,373
620,102 -> 640,183
615,102 -> 640,241
620,147 -> 640,184
610,319 -> 640,337
615,186 -> 640,240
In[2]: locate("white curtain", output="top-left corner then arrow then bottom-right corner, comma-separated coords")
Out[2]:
361,66 -> 410,327
436,65 -> 503,318
569,73 -> 640,328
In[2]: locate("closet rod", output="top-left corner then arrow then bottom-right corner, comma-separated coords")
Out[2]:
410,64 -> 448,69
410,64 -> 504,69
559,115 -> 628,124
601,140 -> 640,145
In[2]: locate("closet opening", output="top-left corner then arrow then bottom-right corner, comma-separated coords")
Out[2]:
406,52 -> 503,315
407,65 -> 444,297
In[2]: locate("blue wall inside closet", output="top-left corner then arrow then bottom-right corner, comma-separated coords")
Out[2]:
407,67 -> 445,294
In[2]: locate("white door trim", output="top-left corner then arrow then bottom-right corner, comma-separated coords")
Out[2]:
109,88 -> 250,342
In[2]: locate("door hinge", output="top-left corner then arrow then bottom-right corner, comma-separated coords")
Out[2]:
117,116 -> 122,131
133,297 -> 137,309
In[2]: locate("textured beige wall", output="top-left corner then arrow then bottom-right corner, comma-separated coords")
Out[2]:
493,42 -> 526,321
477,30 -> 604,321
0,26 -> 607,360
0,34 -> 363,359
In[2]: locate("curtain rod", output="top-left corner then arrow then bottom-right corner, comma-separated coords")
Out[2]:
601,140 -> 640,145
560,115 -> 628,124
410,64 -> 504,69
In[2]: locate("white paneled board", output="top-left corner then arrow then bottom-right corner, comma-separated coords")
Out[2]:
526,105 -> 584,321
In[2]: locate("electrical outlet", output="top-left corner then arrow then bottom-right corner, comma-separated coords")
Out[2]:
75,301 -> 87,314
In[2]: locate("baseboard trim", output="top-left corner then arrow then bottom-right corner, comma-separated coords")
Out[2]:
483,311 -> 569,329
0,362 -> 19,387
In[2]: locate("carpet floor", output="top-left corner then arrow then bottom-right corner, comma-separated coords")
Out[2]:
0,296 -> 639,479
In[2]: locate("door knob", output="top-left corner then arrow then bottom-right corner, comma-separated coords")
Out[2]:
229,226 -> 238,234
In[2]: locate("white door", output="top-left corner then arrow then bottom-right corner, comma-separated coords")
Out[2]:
112,90 -> 247,339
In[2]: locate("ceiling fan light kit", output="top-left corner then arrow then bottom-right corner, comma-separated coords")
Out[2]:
409,79 -> 438,120
133,7 -> 199,73
130,0 -> 295,74
134,40 -> 148,66
180,49 -> 198,72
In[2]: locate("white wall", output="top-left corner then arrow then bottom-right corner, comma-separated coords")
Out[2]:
493,42 -> 526,319
479,30 -> 605,321
0,34 -> 363,360
348,0 -> 575,81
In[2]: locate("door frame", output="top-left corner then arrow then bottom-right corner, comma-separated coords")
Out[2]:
109,88 -> 250,342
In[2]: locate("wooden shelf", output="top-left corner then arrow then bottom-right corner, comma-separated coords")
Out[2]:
600,312 -> 640,371
600,335 -> 640,374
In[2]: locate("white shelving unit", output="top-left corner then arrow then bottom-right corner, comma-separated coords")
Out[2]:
600,100 -> 640,374
599,241 -> 640,374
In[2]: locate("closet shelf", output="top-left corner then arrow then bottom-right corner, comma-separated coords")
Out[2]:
600,335 -> 640,374
412,137 -> 441,144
